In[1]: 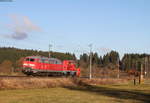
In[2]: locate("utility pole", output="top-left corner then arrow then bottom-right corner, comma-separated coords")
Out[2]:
129,55 -> 131,70
117,57 -> 120,79
49,44 -> 52,58
139,63 -> 143,84
144,57 -> 147,77
89,44 -> 92,79
146,57 -> 149,77
12,67 -> 14,74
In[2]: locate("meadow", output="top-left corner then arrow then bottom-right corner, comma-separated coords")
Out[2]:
0,78 -> 149,103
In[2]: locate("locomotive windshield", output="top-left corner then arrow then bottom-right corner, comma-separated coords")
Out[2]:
25,58 -> 35,62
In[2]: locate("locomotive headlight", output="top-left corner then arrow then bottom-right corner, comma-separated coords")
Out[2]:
23,63 -> 35,67
23,63 -> 28,66
30,64 -> 35,67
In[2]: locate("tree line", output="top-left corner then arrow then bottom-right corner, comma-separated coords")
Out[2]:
0,47 -> 150,74
79,51 -> 119,69
79,51 -> 150,72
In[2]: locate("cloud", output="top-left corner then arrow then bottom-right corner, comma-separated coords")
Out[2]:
6,31 -> 28,40
2,14 -> 41,40
22,16 -> 41,32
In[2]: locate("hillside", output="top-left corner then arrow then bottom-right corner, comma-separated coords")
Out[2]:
0,47 -> 76,73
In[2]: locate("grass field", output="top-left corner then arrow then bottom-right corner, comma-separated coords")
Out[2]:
0,84 -> 149,103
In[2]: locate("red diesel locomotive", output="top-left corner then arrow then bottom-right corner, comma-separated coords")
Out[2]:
22,56 -> 80,77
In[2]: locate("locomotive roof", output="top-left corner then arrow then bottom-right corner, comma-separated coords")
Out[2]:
26,56 -> 41,59
26,56 -> 61,61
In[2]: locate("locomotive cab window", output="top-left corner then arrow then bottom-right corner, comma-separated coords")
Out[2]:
39,58 -> 49,63
49,60 -> 55,64
39,58 -> 45,63
48,59 -> 62,64
25,58 -> 35,62
30,58 -> 35,62
44,59 -> 49,63
25,58 -> 30,61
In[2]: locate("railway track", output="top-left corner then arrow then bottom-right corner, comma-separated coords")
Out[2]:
0,75 -> 90,79
0,75 -> 27,77
0,75 -> 70,79
0,75 -> 124,79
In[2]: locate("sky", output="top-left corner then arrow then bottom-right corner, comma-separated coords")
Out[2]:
0,0 -> 150,58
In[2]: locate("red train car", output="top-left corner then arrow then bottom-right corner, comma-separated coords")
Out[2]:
22,56 -> 80,77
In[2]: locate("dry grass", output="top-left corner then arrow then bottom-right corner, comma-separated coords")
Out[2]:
80,67 -> 130,79
0,78 -> 76,89
78,78 -> 128,85
0,72 -> 25,76
0,77 -> 129,90
0,78 -> 149,103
